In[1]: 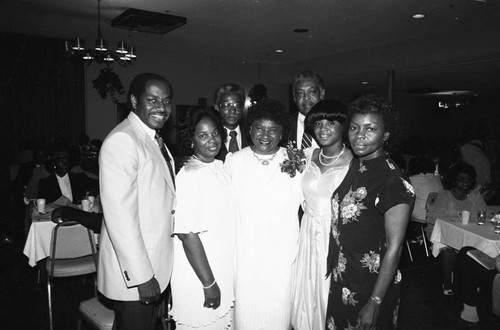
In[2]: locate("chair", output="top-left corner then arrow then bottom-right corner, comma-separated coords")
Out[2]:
46,221 -> 98,330
78,297 -> 114,330
407,217 -> 429,262
406,192 -> 438,262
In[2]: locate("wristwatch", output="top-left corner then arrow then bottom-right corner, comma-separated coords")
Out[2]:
370,296 -> 382,305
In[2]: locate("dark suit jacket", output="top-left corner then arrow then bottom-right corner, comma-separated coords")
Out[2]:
216,125 -> 250,161
38,172 -> 98,203
288,112 -> 300,145
288,111 -> 318,149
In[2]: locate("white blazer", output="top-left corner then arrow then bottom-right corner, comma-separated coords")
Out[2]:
98,112 -> 176,301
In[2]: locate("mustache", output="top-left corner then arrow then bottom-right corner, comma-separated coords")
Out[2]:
151,111 -> 169,116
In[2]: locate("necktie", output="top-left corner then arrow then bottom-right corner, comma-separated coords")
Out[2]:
301,132 -> 313,149
228,130 -> 239,153
155,132 -> 176,188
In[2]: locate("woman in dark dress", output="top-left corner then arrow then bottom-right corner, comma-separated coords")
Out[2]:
325,95 -> 415,329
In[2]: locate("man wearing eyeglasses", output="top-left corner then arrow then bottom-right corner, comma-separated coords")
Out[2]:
289,71 -> 326,149
213,83 -> 250,161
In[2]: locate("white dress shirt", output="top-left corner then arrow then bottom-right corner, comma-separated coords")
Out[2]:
224,125 -> 242,151
56,173 -> 73,202
297,113 -> 319,149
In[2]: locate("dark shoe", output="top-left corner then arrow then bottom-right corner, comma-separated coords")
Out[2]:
443,284 -> 454,296
458,317 -> 480,329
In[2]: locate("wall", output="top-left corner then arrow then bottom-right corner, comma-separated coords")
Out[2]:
394,94 -> 500,140
85,42 -> 500,150
85,48 -> 288,143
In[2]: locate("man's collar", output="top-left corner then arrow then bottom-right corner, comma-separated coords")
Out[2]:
298,113 -> 306,124
56,172 -> 69,179
129,111 -> 156,140
225,125 -> 241,134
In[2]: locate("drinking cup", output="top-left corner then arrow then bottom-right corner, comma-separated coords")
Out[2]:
458,210 -> 471,225
81,198 -> 91,212
477,210 -> 486,225
494,215 -> 500,234
34,198 -> 46,214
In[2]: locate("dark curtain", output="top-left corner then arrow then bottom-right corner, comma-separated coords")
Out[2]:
0,32 -> 85,152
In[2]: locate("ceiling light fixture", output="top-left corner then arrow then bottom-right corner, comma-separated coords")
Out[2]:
294,28 -> 309,33
275,49 -> 284,53
64,0 -> 136,67
361,81 -> 369,85
412,13 -> 426,19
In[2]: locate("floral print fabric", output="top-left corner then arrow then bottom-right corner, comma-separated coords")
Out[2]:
326,156 -> 415,330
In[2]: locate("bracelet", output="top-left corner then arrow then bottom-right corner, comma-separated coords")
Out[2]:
370,296 -> 382,305
203,279 -> 216,289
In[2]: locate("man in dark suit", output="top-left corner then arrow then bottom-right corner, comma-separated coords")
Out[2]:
38,149 -> 97,203
214,83 -> 250,161
288,71 -> 325,149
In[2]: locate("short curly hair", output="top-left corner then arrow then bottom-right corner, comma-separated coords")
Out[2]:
178,107 -> 227,155
246,98 -> 290,146
304,99 -> 348,136
213,83 -> 245,106
347,95 -> 399,153
445,161 -> 477,190
293,71 -> 325,95
127,73 -> 172,110
348,95 -> 397,135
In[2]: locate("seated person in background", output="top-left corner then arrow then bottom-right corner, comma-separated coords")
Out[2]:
51,206 -> 103,233
38,148 -> 98,204
455,247 -> 500,327
426,162 -> 487,235
426,162 -> 487,295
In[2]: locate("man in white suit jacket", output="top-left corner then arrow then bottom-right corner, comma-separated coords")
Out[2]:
98,73 -> 176,330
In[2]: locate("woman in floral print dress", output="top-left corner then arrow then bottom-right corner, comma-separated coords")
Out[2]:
325,95 -> 415,330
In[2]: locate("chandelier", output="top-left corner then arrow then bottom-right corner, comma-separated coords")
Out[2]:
64,0 -> 136,67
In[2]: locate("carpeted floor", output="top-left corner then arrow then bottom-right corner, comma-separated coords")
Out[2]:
1,223 -> 499,330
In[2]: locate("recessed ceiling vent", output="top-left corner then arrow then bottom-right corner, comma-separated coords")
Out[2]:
111,8 -> 186,35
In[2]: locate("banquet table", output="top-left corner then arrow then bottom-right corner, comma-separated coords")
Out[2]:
23,201 -> 101,267
430,216 -> 500,258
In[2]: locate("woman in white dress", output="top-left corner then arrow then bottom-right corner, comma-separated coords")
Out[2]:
225,99 -> 304,330
170,108 -> 237,329
291,99 -> 353,330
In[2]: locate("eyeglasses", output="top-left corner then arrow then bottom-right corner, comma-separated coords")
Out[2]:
295,89 -> 320,100
219,101 -> 243,110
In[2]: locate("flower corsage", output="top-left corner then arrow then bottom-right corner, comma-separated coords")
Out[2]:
280,141 -> 307,178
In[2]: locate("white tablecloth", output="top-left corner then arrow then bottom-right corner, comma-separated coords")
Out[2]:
24,219 -> 57,267
23,203 -> 101,267
430,218 -> 500,258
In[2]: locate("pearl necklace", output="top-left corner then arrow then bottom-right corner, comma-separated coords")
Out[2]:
319,144 -> 345,166
252,149 -> 278,166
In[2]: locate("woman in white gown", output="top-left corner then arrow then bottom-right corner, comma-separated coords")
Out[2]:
225,99 -> 304,330
170,108 -> 237,329
291,99 -> 353,330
